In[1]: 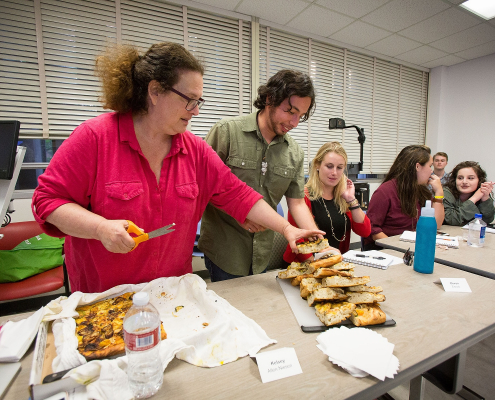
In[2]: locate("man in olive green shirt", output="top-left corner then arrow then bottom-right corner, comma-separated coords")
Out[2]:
199,69 -> 322,281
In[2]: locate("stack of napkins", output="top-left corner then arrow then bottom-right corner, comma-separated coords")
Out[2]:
316,326 -> 399,380
0,307 -> 44,362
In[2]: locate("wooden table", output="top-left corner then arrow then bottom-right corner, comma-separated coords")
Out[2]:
3,254 -> 495,400
376,225 -> 495,279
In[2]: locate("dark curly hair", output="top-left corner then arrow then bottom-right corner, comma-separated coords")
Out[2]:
384,145 -> 432,218
95,42 -> 204,114
253,69 -> 315,122
445,161 -> 487,199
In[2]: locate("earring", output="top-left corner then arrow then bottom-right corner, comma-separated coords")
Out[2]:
317,169 -> 319,172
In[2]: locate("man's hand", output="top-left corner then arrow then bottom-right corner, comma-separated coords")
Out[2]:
95,219 -> 136,253
317,246 -> 341,255
282,224 -> 325,253
238,218 -> 266,233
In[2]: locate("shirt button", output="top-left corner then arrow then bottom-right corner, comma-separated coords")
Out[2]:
241,162 -> 245,166
124,194 -> 128,199
253,240 -> 256,243
285,171 -> 287,175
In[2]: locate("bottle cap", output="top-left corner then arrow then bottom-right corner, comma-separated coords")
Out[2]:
475,213 -> 482,219
421,200 -> 435,217
133,292 -> 149,306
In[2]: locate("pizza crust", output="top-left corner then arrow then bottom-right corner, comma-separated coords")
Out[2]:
74,292 -> 167,360
296,238 -> 330,254
349,303 -> 386,326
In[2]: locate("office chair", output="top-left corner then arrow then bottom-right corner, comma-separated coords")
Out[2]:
0,221 -> 70,316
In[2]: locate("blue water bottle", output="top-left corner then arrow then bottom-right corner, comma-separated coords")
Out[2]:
413,200 -> 436,274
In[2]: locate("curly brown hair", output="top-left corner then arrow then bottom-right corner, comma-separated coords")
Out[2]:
95,42 -> 204,114
384,145 -> 432,218
253,69 -> 315,122
445,161 -> 487,199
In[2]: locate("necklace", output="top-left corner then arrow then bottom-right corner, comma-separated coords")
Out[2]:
320,197 -> 347,242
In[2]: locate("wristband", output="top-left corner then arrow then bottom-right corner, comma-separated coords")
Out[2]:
347,198 -> 359,207
432,198 -> 443,203
434,195 -> 444,199
349,205 -> 361,210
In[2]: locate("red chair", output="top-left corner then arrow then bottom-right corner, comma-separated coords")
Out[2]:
0,221 -> 70,316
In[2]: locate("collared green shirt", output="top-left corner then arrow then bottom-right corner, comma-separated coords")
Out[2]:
443,187 -> 495,226
198,111 -> 305,275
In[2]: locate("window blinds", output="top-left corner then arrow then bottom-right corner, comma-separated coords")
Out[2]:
0,0 -> 44,137
0,0 -> 427,169
258,26 -> 428,174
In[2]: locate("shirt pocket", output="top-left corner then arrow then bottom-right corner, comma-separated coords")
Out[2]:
226,157 -> 258,188
105,181 -> 144,200
175,182 -> 199,199
273,166 -> 296,180
103,181 -> 144,219
226,157 -> 257,170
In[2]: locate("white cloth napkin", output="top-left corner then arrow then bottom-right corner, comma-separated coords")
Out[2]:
64,338 -> 190,400
0,307 -> 45,362
316,326 -> 399,381
47,274 -> 276,399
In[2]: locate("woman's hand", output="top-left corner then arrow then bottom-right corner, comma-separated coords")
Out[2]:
238,218 -> 266,233
282,224 -> 325,253
480,181 -> 494,202
341,179 -> 356,202
96,219 -> 136,253
428,174 -> 443,195
317,246 -> 341,255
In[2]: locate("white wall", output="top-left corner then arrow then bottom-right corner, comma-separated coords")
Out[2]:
426,53 -> 495,181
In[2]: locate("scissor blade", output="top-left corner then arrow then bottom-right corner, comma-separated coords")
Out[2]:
147,223 -> 175,240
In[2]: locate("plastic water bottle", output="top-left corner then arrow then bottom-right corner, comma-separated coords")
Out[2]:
468,213 -> 486,248
413,200 -> 436,274
124,292 -> 163,399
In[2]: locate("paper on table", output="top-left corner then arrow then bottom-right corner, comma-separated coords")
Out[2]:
462,223 -> 495,234
0,307 -> 45,362
316,326 -> 399,381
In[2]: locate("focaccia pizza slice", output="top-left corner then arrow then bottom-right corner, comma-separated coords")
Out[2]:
349,303 -> 386,326
315,301 -> 356,326
296,238 -> 329,254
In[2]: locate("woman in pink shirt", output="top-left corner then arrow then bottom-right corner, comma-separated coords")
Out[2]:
364,145 -> 445,250
32,42 -> 324,293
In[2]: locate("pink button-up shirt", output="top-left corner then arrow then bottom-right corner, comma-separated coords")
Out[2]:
32,112 -> 262,293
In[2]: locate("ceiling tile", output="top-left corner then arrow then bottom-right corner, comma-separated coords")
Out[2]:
315,0 -> 389,19
330,21 -> 391,47
365,34 -> 422,56
399,7 -> 481,44
361,0 -> 451,32
395,45 -> 449,64
236,0 -> 309,25
455,40 -> 495,59
191,0 -> 242,11
286,4 -> 355,37
429,23 -> 495,53
422,54 -> 466,68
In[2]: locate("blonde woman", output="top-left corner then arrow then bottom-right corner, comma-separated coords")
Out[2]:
283,142 -> 371,264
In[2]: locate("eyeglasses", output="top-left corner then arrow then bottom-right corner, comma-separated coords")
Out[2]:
403,248 -> 414,266
169,88 -> 205,111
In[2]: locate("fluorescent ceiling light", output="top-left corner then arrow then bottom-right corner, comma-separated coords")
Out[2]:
460,0 -> 495,20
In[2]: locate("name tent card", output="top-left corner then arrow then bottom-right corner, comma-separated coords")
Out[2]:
440,278 -> 472,293
255,347 -> 303,383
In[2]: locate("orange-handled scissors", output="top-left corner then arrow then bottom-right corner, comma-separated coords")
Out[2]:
126,221 -> 175,251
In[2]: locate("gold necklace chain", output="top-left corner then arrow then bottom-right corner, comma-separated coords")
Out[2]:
320,198 -> 347,242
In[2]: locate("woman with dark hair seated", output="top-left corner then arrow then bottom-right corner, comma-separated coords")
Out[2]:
443,161 -> 494,226
364,145 -> 445,250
